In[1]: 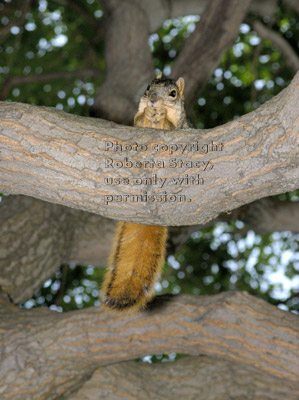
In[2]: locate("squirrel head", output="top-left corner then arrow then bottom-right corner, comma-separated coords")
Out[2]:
136,73 -> 187,128
142,73 -> 185,106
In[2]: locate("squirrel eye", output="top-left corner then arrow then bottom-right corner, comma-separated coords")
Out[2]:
169,90 -> 176,97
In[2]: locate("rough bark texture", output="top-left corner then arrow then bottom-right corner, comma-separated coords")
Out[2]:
1,3 -> 298,398
72,356 -> 299,400
0,195 -> 73,302
0,292 -> 298,400
0,195 -> 115,303
1,71 -> 298,226
0,0 -> 299,400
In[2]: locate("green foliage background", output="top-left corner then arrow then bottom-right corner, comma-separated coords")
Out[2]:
1,0 -> 298,328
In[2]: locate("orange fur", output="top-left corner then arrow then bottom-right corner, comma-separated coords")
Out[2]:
102,222 -> 167,311
102,75 -> 186,311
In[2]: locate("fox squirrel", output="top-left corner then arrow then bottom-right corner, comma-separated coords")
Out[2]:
102,73 -> 189,311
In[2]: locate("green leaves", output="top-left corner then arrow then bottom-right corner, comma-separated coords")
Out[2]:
161,224 -> 299,313
3,2 -> 296,314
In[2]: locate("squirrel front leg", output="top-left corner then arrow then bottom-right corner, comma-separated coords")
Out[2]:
135,106 -> 175,129
134,107 -> 159,127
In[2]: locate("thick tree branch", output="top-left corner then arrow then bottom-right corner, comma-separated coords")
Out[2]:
1,195 -> 298,303
72,356 -> 299,400
0,292 -> 298,400
92,0 -> 154,124
0,195 -> 115,303
0,72 -> 298,227
0,196 -> 75,302
171,0 -> 251,110
253,20 -> 299,73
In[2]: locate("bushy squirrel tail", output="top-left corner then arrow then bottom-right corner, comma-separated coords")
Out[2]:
102,222 -> 167,311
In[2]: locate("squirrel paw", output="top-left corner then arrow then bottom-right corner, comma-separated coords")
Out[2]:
144,106 -> 166,120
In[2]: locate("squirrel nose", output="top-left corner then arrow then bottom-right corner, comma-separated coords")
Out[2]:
150,93 -> 158,104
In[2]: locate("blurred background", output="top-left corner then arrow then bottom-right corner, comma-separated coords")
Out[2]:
0,0 -> 298,348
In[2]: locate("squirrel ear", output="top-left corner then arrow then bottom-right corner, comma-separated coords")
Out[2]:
156,71 -> 162,79
176,77 -> 185,97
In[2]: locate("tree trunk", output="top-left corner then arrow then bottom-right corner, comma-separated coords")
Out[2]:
0,292 -> 298,400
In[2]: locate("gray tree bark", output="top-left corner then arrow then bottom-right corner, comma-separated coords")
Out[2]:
0,292 -> 298,400
72,356 -> 299,400
1,2 -> 298,399
1,71 -> 298,227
